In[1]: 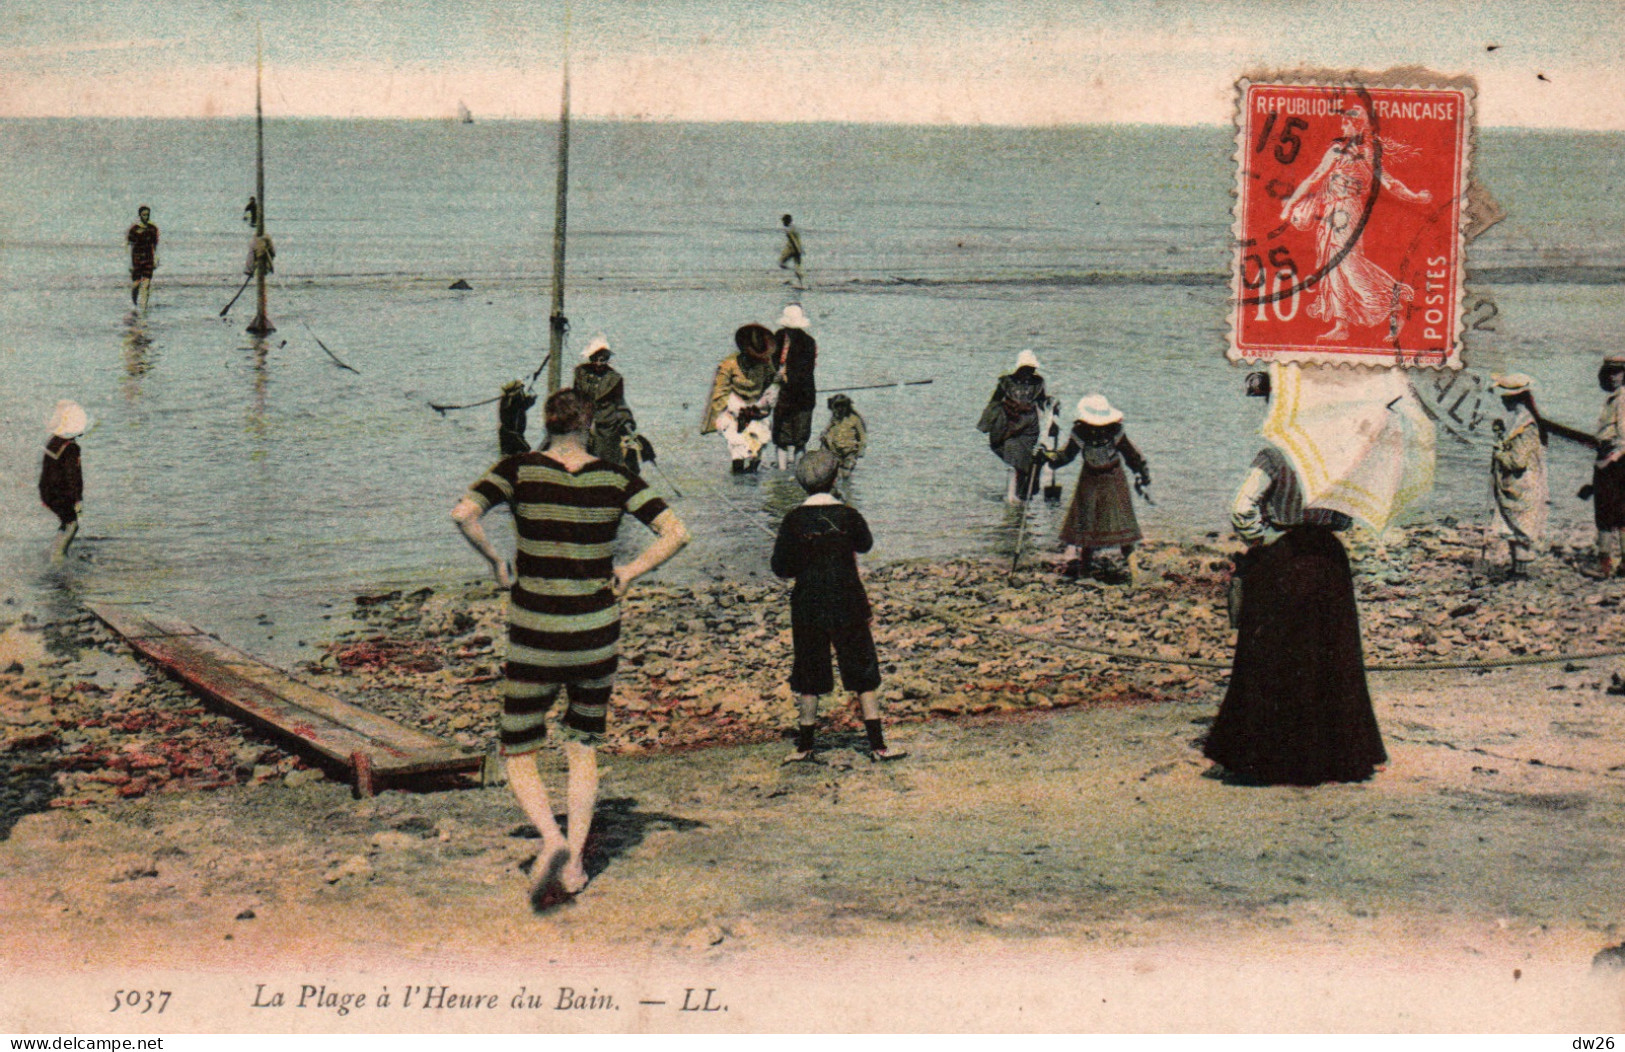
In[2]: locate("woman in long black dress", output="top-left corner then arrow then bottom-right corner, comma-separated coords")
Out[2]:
1203,373 -> 1386,786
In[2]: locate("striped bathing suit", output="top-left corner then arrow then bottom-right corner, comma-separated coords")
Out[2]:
467,452 -> 669,754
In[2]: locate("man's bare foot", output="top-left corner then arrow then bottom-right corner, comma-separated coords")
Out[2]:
528,846 -> 572,913
560,859 -> 590,896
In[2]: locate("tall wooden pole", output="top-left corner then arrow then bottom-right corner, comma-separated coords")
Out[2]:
247,28 -> 275,336
545,12 -> 571,395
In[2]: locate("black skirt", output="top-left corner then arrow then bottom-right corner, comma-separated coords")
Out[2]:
1203,525 -> 1386,785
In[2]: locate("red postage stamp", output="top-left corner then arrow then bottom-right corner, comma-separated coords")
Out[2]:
1230,76 -> 1475,368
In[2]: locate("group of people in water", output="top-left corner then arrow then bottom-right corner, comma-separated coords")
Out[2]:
696,303 -> 867,480
33,200 -> 1625,910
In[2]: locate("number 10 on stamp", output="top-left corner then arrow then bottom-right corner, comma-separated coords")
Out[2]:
1230,77 -> 1474,368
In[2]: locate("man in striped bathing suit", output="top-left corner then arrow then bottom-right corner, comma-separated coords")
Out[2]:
454,388 -> 689,910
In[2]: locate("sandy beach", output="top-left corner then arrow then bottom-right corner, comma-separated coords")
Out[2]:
3,528 -> 1625,1032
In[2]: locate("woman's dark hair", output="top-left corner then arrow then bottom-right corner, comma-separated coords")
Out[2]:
1600,363 -> 1625,392
734,323 -> 773,357
545,388 -> 594,435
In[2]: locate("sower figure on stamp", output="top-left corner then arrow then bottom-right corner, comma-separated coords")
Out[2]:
126,206 -> 158,308
772,305 -> 818,471
772,450 -> 905,764
976,349 -> 1047,504
453,389 -> 690,910
1488,372 -> 1549,580
39,400 -> 88,565
1042,394 -> 1150,584
1589,354 -> 1625,578
1280,105 -> 1432,343
1202,371 -> 1386,786
701,323 -> 779,474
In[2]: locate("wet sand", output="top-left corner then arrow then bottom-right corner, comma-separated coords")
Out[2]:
3,529 -> 1625,1031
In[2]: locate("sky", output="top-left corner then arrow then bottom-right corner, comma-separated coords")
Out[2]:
0,0 -> 1621,127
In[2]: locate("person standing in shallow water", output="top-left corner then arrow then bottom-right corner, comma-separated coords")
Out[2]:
572,333 -> 644,472
819,393 -> 867,485
497,381 -> 536,455
772,450 -> 905,763
1202,371 -> 1386,786
453,389 -> 690,910
977,349 -> 1047,503
126,206 -> 158,307
772,304 -> 817,471
39,400 -> 88,564
701,323 -> 779,473
778,214 -> 804,286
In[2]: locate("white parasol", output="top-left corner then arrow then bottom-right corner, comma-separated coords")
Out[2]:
1260,362 -> 1436,537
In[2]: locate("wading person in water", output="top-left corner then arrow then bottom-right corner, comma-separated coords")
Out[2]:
39,400 -> 88,564
126,206 -> 158,307
1592,354 -> 1625,578
497,380 -> 536,455
1202,371 -> 1386,786
772,305 -> 818,471
572,333 -> 646,473
1488,372 -> 1549,580
1042,394 -> 1150,583
778,214 -> 804,286
977,350 -> 1047,504
772,450 -> 904,763
702,323 -> 779,474
819,393 -> 867,486
453,389 -> 690,910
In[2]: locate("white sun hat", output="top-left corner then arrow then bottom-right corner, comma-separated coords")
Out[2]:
1075,394 -> 1123,426
776,304 -> 810,330
1015,349 -> 1040,370
580,333 -> 612,361
48,400 -> 88,439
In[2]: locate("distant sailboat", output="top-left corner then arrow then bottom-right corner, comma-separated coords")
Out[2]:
458,100 -> 474,124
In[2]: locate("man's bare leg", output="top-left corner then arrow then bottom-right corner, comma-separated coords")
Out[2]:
561,741 -> 597,893
504,754 -> 570,897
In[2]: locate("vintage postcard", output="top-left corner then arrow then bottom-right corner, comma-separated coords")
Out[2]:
2,0 -> 1623,1037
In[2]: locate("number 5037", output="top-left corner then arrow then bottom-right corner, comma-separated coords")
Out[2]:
111,990 -> 171,1014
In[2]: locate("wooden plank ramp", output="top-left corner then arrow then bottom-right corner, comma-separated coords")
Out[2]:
88,602 -> 484,797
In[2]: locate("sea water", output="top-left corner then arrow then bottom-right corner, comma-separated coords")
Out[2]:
1,119 -> 1621,659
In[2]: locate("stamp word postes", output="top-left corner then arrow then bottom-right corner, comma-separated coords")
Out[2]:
1231,79 -> 1473,368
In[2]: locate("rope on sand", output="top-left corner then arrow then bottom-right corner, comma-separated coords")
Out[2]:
920,603 -> 1625,674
